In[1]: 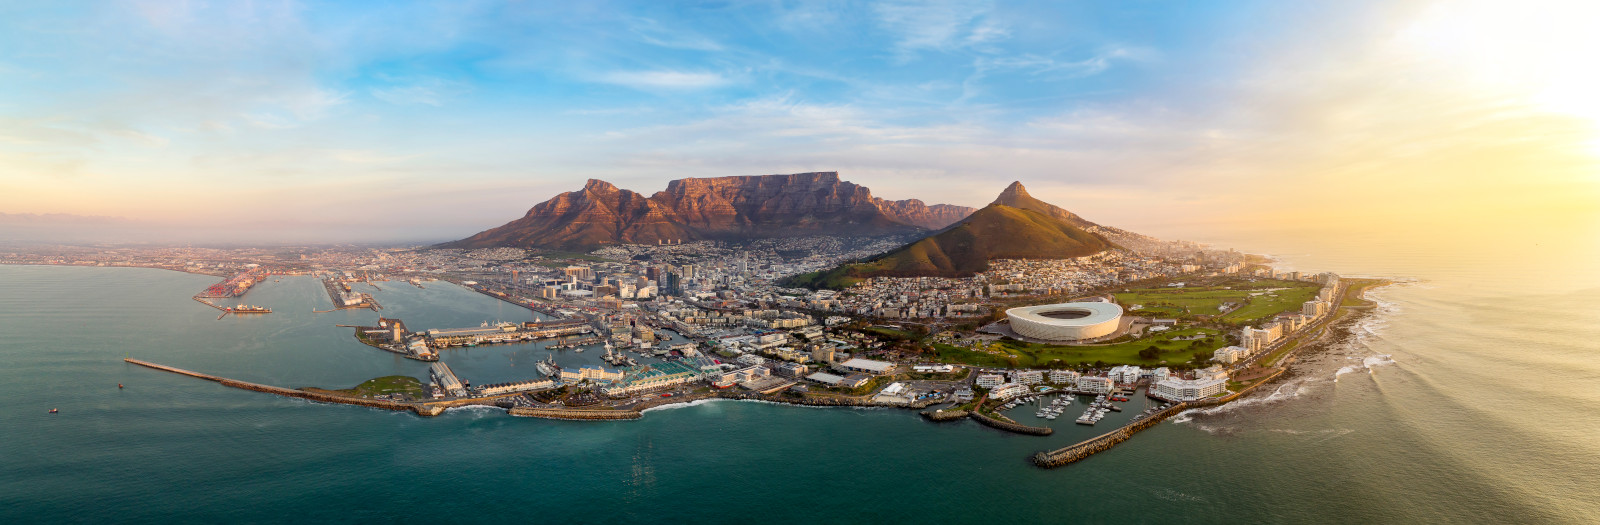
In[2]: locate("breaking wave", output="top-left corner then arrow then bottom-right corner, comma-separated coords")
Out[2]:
640,398 -> 725,413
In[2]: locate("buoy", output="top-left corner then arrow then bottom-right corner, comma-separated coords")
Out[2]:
118,383 -> 124,389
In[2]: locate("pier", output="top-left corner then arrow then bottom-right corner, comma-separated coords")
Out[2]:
547,335 -> 604,349
315,276 -> 381,312
123,358 -> 445,417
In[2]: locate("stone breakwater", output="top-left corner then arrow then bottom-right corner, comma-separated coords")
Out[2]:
970,410 -> 1054,436
123,358 -> 445,417
1030,366 -> 1292,468
1030,404 -> 1187,468
920,408 -> 969,422
507,407 -> 642,420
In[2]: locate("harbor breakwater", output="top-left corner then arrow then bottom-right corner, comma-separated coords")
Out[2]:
507,407 -> 642,420
123,358 -> 445,417
1031,404 -> 1187,467
920,408 -> 968,421
1031,366 -> 1292,468
970,410 -> 1054,436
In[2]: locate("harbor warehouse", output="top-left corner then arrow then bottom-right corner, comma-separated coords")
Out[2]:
834,358 -> 895,375
1005,302 -> 1123,341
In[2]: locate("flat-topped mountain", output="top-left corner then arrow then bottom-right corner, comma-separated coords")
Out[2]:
439,172 -> 975,250
786,182 -> 1116,288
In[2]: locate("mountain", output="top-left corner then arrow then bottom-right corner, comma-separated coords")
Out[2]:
439,172 -> 975,250
786,182 -> 1115,288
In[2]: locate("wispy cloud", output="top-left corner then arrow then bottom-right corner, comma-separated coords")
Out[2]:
369,76 -> 467,107
628,17 -> 723,51
874,0 -> 998,58
594,70 -> 732,90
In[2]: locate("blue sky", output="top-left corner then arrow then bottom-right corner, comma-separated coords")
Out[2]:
2,0 -> 1596,243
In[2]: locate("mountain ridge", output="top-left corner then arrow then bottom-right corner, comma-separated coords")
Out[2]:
439,172 -> 975,250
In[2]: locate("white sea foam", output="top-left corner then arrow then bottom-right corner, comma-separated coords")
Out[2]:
1363,354 -> 1395,368
1150,488 -> 1205,502
443,405 -> 502,415
639,398 -> 725,413
1267,428 -> 1355,443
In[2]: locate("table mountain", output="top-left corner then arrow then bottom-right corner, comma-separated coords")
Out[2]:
439,172 -> 975,250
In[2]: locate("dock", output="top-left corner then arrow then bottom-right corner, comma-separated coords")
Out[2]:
316,276 -> 381,312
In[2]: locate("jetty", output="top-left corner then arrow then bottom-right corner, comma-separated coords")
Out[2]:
1030,366 -> 1290,468
508,407 -> 642,420
123,358 -> 446,417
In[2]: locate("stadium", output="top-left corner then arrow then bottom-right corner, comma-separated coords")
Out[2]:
1005,302 -> 1124,341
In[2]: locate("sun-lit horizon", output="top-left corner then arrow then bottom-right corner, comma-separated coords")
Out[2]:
2,0 -> 1597,245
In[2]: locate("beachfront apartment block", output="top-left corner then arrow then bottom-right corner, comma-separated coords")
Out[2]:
991,382 -> 1028,401
1194,365 -> 1229,381
1213,346 -> 1247,364
1077,376 -> 1114,394
1151,367 -> 1171,383
1049,369 -> 1081,384
976,373 -> 1007,389
1013,370 -> 1044,385
1109,365 -> 1142,384
1152,377 -> 1228,402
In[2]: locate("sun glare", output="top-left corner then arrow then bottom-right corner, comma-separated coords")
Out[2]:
1399,0 -> 1600,156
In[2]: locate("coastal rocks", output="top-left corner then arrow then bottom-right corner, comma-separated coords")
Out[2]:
1031,403 -> 1185,468
439,172 -> 976,250
920,408 -> 969,421
969,410 -> 1054,436
507,407 -> 642,420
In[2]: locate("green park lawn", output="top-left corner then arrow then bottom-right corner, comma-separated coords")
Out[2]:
339,375 -> 425,398
932,326 -> 1229,368
1115,278 -> 1320,326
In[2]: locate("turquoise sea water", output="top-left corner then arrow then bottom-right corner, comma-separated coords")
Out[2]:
4,228 -> 1599,523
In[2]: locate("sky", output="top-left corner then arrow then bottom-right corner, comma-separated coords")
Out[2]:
2,0 -> 1598,244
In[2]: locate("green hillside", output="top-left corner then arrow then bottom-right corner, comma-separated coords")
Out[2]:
787,203 -> 1111,288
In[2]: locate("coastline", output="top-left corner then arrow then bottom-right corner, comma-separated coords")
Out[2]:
110,263 -> 1395,469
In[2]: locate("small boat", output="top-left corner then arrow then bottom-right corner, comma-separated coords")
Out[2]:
49,408 -> 58,414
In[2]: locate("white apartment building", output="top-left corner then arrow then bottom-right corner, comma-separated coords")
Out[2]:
975,373 -> 1006,389
990,382 -> 1029,401
1109,365 -> 1142,384
1049,369 -> 1081,384
1012,370 -> 1044,385
1213,346 -> 1246,364
1077,376 -> 1114,394
1152,377 -> 1228,401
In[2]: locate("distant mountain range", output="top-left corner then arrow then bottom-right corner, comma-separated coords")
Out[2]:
440,172 -> 975,250
785,182 -> 1118,288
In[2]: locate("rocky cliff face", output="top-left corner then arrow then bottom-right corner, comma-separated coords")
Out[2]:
441,172 -> 975,250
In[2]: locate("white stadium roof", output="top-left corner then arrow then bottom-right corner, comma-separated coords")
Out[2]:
1005,302 -> 1124,341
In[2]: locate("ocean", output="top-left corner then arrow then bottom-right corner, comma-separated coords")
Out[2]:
3,224 -> 1598,523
